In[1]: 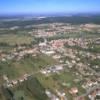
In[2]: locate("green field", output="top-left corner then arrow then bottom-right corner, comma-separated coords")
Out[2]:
0,54 -> 57,100
2,77 -> 48,100
0,34 -> 33,45
0,54 -> 57,80
36,70 -> 85,100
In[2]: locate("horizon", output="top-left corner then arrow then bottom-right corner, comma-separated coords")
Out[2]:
0,0 -> 100,15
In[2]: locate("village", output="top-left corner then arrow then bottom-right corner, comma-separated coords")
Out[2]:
0,0 -> 100,99
0,30 -> 100,100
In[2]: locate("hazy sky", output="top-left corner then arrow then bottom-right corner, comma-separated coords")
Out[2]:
0,0 -> 100,14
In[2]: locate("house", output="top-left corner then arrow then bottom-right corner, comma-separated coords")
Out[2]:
19,78 -> 24,82
52,55 -> 61,59
40,70 -> 48,75
56,89 -> 66,100
45,90 -> 59,100
88,90 -> 96,100
6,83 -> 13,88
69,87 -> 78,95
12,80 -> 18,85
41,50 -> 55,55
54,65 -> 63,71
45,90 -> 52,98
3,75 -> 9,82
72,60 -> 76,64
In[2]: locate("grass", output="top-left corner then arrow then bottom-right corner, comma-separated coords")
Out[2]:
2,77 -> 47,100
14,90 -> 27,100
36,70 -> 85,99
0,34 -> 33,45
53,71 -> 85,99
0,54 -> 57,80
47,31 -> 100,41
0,61 -> 20,79
14,90 -> 36,100
36,73 -> 60,92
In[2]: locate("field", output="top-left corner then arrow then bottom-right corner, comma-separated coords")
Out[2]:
47,31 -> 100,41
0,54 -> 58,100
36,69 -> 85,100
2,77 -> 48,100
0,54 -> 58,80
0,34 -> 33,45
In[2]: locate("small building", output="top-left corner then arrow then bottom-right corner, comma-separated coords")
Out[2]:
69,87 -> 78,95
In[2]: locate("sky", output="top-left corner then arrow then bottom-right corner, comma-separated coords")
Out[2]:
0,0 -> 100,15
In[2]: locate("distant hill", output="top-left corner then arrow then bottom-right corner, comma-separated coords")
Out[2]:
0,15 -> 100,28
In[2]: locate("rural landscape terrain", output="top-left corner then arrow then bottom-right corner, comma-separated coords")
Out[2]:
0,15 -> 100,100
